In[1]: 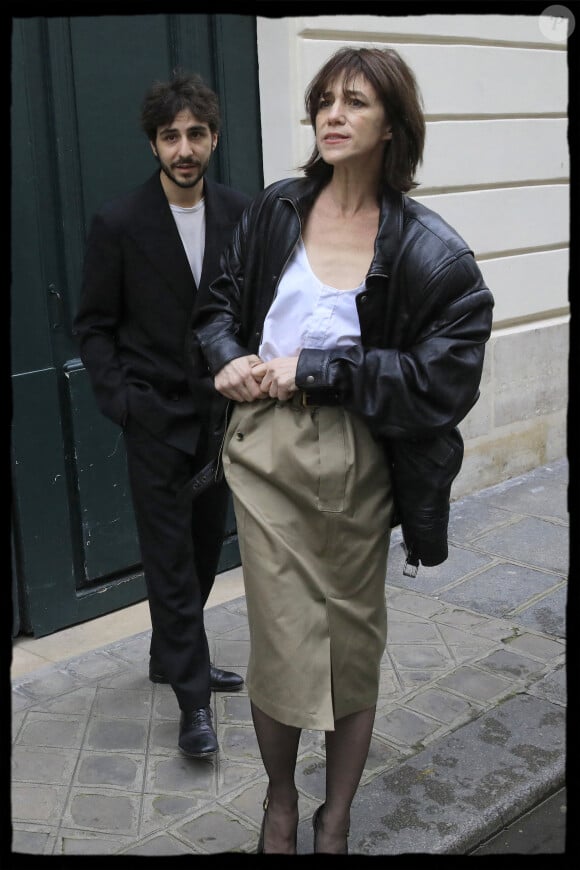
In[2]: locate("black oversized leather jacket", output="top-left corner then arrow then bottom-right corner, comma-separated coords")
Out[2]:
192,176 -> 494,572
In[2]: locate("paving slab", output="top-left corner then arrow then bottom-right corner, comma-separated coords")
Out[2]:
321,694 -> 566,856
10,459 -> 569,857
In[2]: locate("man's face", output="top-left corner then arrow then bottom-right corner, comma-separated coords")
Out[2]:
151,109 -> 218,190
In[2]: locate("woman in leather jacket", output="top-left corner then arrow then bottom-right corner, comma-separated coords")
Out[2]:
192,46 -> 493,853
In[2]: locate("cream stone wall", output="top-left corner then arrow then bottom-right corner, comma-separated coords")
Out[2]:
256,13 -> 569,496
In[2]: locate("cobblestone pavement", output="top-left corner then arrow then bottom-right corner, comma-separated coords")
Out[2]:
11,459 -> 568,856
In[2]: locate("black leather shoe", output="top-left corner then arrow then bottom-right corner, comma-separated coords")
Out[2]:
149,659 -> 244,692
178,706 -> 218,757
210,665 -> 244,692
313,804 -> 349,854
257,792 -> 298,854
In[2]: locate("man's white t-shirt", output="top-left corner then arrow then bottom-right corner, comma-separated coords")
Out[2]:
170,199 -> 206,286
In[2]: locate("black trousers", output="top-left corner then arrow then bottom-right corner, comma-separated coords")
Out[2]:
123,417 -> 229,712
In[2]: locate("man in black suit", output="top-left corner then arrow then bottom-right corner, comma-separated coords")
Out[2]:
73,71 -> 250,757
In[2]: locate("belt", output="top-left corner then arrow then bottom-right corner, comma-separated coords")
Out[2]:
298,390 -> 342,407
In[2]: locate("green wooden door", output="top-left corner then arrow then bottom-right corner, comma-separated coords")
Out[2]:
11,13 -> 263,637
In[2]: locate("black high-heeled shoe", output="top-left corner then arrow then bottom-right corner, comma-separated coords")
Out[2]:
257,793 -> 300,853
256,794 -> 269,854
312,804 -> 349,854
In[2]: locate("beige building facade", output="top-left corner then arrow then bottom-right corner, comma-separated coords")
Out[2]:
256,13 -> 570,497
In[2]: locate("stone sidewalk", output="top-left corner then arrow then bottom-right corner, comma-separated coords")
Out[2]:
10,459 -> 568,856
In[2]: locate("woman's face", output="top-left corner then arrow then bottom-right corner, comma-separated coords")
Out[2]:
315,72 -> 392,167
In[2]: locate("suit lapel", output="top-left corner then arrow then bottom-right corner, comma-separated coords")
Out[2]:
129,172 -> 196,310
198,178 -> 228,295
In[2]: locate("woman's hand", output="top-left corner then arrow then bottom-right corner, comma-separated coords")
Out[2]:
214,354 -> 266,402
252,357 -> 299,402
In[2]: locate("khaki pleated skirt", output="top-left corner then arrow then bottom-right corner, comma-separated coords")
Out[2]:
223,395 -> 394,731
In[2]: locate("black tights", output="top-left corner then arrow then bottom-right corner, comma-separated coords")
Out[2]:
251,701 -> 376,853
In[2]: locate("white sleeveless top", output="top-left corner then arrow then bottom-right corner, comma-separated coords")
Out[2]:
259,239 -> 363,362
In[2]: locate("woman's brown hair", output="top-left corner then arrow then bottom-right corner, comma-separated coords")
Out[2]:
301,47 -> 425,193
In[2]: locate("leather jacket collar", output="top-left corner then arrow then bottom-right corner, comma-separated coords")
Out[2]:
274,175 -> 405,281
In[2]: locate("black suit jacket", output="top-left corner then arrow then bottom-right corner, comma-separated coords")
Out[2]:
73,172 -> 250,454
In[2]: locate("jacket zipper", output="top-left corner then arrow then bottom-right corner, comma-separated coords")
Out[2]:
214,400 -> 233,481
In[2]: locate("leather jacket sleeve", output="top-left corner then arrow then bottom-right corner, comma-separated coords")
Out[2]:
296,252 -> 493,439
193,180 -> 306,375
193,213 -> 252,375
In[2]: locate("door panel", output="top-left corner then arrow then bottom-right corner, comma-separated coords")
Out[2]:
70,15 -> 176,229
12,367 -> 148,635
67,364 -> 141,583
11,14 -> 262,637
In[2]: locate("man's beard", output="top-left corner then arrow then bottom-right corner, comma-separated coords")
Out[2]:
159,156 -> 209,189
